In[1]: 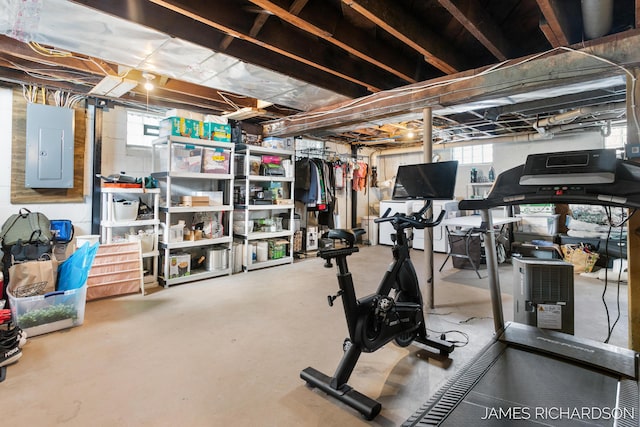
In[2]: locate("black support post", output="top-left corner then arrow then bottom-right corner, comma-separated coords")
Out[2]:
90,103 -> 104,235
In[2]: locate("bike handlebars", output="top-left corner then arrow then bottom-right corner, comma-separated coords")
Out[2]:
374,204 -> 446,230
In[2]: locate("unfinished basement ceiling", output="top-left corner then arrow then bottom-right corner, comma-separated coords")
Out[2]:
0,0 -> 637,146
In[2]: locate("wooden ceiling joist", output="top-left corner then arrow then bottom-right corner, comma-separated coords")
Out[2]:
73,0 -> 371,98
246,0 -> 419,83
144,0 -> 406,93
341,0 -> 467,75
437,0 -> 514,61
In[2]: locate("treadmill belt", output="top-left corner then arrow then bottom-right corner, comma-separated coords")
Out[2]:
404,341 -> 637,426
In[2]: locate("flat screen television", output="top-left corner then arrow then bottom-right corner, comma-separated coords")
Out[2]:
391,161 -> 458,200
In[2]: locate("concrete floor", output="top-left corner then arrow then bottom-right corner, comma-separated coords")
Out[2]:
0,246 -> 629,426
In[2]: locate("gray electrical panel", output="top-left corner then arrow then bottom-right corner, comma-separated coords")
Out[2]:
25,103 -> 74,188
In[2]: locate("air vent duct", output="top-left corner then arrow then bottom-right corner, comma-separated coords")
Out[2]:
581,0 -> 613,40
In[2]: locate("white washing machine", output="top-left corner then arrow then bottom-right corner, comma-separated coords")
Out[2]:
413,200 -> 458,252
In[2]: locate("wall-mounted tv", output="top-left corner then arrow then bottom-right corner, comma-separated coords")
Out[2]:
391,161 -> 458,200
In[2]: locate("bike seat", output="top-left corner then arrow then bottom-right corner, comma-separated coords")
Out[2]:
326,228 -> 365,247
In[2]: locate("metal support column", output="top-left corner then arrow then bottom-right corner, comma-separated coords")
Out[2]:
423,108 -> 435,309
480,208 -> 504,333
90,102 -> 103,235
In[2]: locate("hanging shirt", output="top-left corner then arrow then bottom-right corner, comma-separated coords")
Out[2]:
334,164 -> 344,189
352,161 -> 368,192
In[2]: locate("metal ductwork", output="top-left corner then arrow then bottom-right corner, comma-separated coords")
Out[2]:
582,0 -> 614,40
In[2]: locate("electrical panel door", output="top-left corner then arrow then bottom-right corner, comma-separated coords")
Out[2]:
25,103 -> 74,188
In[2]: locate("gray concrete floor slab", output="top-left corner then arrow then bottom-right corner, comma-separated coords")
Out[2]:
0,246 -> 629,426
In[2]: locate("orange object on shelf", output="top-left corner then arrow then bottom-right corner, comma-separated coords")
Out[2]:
102,183 -> 142,188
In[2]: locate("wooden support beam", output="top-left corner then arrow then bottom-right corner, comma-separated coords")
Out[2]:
627,67 -> 640,351
265,30 -> 640,137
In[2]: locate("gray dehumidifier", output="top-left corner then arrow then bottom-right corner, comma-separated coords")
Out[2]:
512,257 -> 574,335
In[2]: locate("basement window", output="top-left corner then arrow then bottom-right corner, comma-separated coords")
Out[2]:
126,110 -> 162,148
451,144 -> 493,165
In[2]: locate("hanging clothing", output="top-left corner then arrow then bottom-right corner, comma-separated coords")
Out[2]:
352,161 -> 368,192
295,158 -> 311,192
295,157 -> 337,216
334,163 -> 345,189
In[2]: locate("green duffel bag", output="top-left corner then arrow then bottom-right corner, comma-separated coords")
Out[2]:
0,208 -> 52,247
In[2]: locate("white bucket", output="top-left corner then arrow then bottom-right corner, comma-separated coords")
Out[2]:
113,200 -> 139,221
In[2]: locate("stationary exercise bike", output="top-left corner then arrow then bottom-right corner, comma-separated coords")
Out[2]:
300,200 -> 455,420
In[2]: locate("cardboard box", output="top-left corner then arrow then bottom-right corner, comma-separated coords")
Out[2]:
8,285 -> 87,337
169,254 -> 191,278
165,109 -> 204,121
160,117 -> 202,138
202,123 -> 231,141
193,191 -> 223,205
203,114 -> 228,125
180,196 -> 210,206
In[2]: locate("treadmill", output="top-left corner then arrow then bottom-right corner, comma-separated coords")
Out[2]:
404,149 -> 640,426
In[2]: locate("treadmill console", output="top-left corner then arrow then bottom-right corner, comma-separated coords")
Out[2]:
459,149 -> 640,211
519,149 -> 617,185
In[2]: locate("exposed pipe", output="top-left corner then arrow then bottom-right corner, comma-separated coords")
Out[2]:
534,102 -> 626,132
369,145 -> 424,177
582,0 -> 614,40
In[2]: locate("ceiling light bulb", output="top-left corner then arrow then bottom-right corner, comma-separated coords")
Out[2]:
142,72 -> 156,91
407,131 -> 415,138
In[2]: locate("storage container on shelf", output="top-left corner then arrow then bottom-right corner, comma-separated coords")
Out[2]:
202,147 -> 231,173
516,214 -> 560,236
113,200 -> 139,221
127,230 -> 155,252
151,142 -> 202,173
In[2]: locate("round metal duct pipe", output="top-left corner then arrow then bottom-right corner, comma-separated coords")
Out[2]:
582,0 -> 613,40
